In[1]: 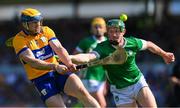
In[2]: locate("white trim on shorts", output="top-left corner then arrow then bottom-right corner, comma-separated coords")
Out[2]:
110,75 -> 148,105
82,79 -> 105,93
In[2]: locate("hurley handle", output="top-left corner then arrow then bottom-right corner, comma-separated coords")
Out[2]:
76,64 -> 88,69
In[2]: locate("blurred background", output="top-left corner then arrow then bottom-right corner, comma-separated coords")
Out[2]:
0,0 -> 179,107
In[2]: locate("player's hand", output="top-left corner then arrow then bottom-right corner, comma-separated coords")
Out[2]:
67,63 -> 79,72
54,64 -> 68,74
163,52 -> 175,64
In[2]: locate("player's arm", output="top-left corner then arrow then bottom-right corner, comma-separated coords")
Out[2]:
171,76 -> 180,86
170,63 -> 180,86
144,40 -> 175,64
70,52 -> 98,64
19,48 -> 67,72
49,39 -> 76,71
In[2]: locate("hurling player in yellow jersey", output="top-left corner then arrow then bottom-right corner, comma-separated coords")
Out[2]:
13,8 -> 100,107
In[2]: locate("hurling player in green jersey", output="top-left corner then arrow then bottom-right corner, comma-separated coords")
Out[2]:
73,17 -> 107,107
71,19 -> 175,107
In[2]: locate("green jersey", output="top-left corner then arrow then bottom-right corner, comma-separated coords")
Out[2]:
76,36 -> 107,81
94,36 -> 146,89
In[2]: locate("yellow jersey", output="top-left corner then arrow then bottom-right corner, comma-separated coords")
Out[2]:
13,26 -> 59,80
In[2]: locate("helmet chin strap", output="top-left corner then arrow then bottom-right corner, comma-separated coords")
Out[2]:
22,23 -> 41,36
23,22 -> 35,34
23,22 -> 29,30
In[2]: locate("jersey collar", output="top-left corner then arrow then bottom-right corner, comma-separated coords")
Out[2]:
112,37 -> 127,49
92,35 -> 107,43
23,29 -> 29,35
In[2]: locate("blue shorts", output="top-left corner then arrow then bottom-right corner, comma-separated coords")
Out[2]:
31,71 -> 72,102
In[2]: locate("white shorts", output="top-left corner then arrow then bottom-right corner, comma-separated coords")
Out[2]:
110,75 -> 148,105
82,79 -> 105,93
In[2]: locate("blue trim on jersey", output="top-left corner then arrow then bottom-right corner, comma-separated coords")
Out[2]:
32,45 -> 54,60
48,37 -> 57,42
22,30 -> 29,35
17,47 -> 28,57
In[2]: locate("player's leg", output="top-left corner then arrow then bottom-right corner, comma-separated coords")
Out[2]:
63,73 -> 100,108
45,94 -> 65,107
90,90 -> 106,108
110,84 -> 138,107
83,80 -> 107,108
116,101 -> 137,108
135,75 -> 157,107
111,75 -> 150,107
136,86 -> 157,107
32,72 -> 66,107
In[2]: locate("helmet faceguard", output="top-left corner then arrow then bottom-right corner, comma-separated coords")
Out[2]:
20,8 -> 43,35
21,14 -> 43,23
107,19 -> 126,45
21,8 -> 43,23
107,19 -> 125,32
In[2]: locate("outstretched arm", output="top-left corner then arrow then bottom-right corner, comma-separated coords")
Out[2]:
70,52 -> 98,64
49,39 -> 76,71
146,41 -> 175,64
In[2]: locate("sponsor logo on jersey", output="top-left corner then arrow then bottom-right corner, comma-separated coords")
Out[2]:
36,48 -> 45,57
39,53 -> 53,60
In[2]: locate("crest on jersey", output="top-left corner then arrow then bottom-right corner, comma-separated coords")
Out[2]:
40,36 -> 47,42
127,50 -> 133,56
114,95 -> 120,102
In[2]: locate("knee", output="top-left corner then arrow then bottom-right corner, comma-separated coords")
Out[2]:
76,86 -> 90,99
93,92 -> 107,108
100,101 -> 107,108
65,74 -> 90,98
45,96 -> 65,107
137,87 -> 157,107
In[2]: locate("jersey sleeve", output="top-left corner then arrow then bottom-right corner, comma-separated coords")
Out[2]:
13,36 -> 28,57
93,44 -> 105,59
43,26 -> 57,42
76,39 -> 87,53
133,37 -> 147,51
